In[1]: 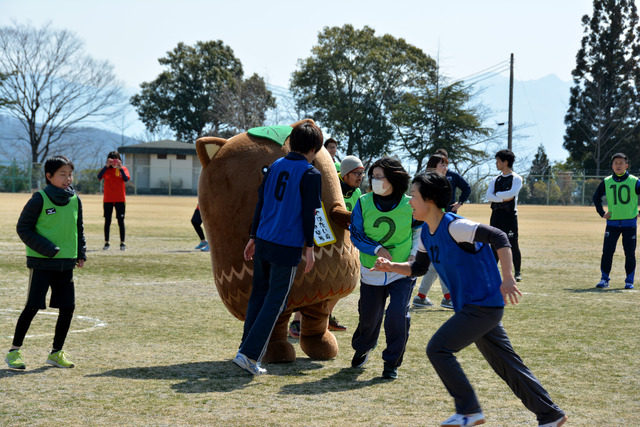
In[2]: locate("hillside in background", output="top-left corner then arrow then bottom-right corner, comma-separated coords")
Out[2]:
0,115 -> 140,166
478,74 -> 572,162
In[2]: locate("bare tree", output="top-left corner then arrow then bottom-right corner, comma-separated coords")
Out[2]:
0,22 -> 127,164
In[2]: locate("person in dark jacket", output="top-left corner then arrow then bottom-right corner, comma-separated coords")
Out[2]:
5,155 -> 86,370
435,149 -> 471,213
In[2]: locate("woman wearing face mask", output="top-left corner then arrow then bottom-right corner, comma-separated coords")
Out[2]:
348,156 -> 423,379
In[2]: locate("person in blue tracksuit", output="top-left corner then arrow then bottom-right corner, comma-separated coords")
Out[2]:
234,122 -> 323,376
372,171 -> 567,427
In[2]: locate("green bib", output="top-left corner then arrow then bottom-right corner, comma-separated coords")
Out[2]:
359,193 -> 413,268
344,187 -> 362,212
604,174 -> 639,220
26,190 -> 78,259
334,161 -> 341,173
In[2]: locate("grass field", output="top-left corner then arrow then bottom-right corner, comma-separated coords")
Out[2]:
0,193 -> 638,426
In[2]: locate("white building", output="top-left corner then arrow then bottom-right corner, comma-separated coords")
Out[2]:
118,140 -> 199,195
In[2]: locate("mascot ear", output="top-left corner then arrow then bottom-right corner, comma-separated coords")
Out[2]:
196,137 -> 227,168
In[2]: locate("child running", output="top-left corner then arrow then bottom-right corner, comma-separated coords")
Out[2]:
6,155 -> 86,370
372,171 -> 567,427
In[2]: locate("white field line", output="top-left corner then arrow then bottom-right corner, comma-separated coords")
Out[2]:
1,309 -> 108,339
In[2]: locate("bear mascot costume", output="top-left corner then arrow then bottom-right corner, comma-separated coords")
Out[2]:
196,119 -> 359,363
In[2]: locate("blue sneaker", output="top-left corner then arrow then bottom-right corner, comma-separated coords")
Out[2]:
200,244 -> 210,252
595,279 -> 609,288
195,241 -> 207,250
625,282 -> 634,289
233,352 -> 266,375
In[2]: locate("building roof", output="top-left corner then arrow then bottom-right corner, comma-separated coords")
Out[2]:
118,140 -> 196,156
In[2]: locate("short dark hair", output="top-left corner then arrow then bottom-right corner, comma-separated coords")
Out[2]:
44,155 -> 74,185
412,171 -> 451,210
426,154 -> 448,170
495,149 -> 515,168
324,138 -> 338,148
611,153 -> 629,164
107,151 -> 122,161
435,148 -> 448,159
290,122 -> 323,154
368,156 -> 410,198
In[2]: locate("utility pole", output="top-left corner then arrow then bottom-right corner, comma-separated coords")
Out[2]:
508,53 -> 514,150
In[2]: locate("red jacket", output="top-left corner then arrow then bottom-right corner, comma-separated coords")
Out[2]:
99,166 -> 130,203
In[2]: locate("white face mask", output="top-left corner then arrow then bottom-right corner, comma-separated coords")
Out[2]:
371,178 -> 387,195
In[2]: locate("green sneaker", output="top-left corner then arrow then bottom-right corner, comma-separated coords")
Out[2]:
46,350 -> 75,368
5,349 -> 26,369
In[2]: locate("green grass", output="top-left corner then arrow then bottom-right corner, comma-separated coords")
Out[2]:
1,193 -> 638,425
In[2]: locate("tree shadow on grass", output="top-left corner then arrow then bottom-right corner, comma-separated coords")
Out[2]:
87,358 -> 326,394
278,366 -> 386,396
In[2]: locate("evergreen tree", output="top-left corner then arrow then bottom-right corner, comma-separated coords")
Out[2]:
391,68 -> 490,173
563,0 -> 640,175
529,144 -> 550,178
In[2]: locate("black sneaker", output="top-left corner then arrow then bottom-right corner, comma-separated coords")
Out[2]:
103,243 -> 110,250
120,243 -> 126,251
382,362 -> 397,379
351,350 -> 370,368
515,272 -> 522,282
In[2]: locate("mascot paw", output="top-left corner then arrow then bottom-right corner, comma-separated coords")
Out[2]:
299,330 -> 339,360
262,339 -> 296,363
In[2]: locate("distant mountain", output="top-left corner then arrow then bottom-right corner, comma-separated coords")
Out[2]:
477,74 -> 572,162
0,114 -> 140,166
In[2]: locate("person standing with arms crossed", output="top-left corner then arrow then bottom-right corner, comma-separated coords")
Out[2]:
592,152 -> 640,289
486,149 -> 523,281
98,151 -> 130,251
6,155 -> 86,370
237,122 -> 323,375
372,171 -> 567,427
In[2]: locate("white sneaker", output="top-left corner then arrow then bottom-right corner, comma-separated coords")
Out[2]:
233,352 -> 266,375
539,415 -> 567,427
440,412 -> 486,426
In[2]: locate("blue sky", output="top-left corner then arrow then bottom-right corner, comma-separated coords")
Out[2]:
2,0 -> 594,88
2,0 -> 596,161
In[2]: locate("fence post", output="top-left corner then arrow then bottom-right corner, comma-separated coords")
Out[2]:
581,170 -> 585,206
168,160 -> 172,197
546,170 -> 550,205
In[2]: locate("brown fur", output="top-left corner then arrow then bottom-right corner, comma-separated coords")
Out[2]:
196,119 -> 359,362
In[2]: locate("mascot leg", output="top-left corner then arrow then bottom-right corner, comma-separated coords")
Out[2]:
299,301 -> 339,360
262,309 -> 296,363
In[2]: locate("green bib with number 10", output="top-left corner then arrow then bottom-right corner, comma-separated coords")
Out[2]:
604,174 -> 639,220
359,193 -> 413,268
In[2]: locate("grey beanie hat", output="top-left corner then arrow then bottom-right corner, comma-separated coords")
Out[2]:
340,155 -> 364,177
